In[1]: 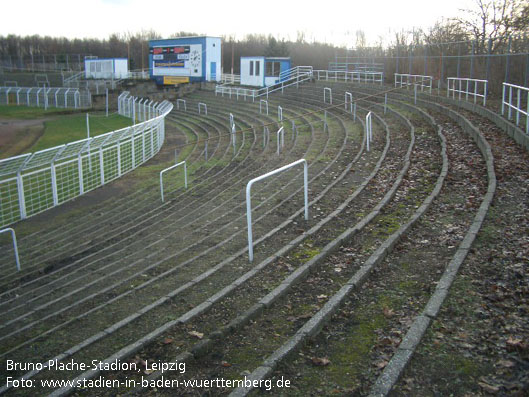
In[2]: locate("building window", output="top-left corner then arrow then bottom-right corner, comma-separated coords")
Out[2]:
255,60 -> 260,76
266,61 -> 281,77
250,61 -> 254,76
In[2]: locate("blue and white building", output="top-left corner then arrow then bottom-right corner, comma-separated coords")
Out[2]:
148,36 -> 222,85
240,57 -> 291,87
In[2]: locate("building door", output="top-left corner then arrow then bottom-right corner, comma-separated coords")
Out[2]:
210,62 -> 216,81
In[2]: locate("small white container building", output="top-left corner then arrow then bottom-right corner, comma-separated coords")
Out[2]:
84,58 -> 129,79
240,57 -> 291,87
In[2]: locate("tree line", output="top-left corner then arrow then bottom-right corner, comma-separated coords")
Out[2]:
0,0 -> 527,80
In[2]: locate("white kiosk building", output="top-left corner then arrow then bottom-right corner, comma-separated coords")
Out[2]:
84,58 -> 129,79
240,57 -> 291,87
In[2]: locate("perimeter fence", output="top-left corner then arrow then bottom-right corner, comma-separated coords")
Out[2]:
331,35 -> 529,95
0,92 -> 172,227
0,86 -> 91,108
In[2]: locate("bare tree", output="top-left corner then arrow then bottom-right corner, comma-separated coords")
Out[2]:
454,0 -> 526,52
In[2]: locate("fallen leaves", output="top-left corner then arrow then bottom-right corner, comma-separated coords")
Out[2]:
382,307 -> 395,318
311,357 -> 331,366
188,331 -> 204,339
376,360 -> 389,369
505,337 -> 527,353
478,380 -> 500,394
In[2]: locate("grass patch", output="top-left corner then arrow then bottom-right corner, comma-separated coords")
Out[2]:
0,105 -> 81,119
30,113 -> 132,153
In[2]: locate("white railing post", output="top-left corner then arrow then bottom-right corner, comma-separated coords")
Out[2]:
231,123 -> 236,154
502,83 -> 506,116
278,105 -> 283,122
78,153 -> 84,194
276,126 -> 284,155
99,147 -> 105,184
345,92 -> 352,113
324,87 -> 332,104
16,171 -> 26,220
260,99 -> 268,115
132,97 -> 137,124
366,112 -> 372,152
117,140 -> 122,176
138,99 -> 144,121
516,88 -> 521,126
160,160 -> 187,202
0,228 -> 21,271
198,102 -> 207,115
51,161 -> 58,206
246,159 -> 309,262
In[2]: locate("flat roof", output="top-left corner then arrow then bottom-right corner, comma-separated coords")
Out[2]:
241,56 -> 290,60
85,58 -> 127,61
150,36 -> 221,42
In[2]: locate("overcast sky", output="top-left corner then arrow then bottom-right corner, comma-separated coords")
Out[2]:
2,0 -> 476,46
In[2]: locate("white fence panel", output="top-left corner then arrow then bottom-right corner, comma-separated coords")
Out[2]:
502,82 -> 529,135
0,93 -> 173,227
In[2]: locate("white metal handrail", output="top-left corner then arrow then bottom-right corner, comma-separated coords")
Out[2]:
324,87 -> 332,104
276,126 -> 285,155
221,74 -> 241,84
176,99 -> 186,111
160,161 -> 187,202
0,228 -> 21,271
215,66 -> 313,101
278,105 -> 283,122
246,159 -> 309,262
447,77 -> 488,106
198,102 -> 207,115
394,73 -> 433,93
502,82 -> 529,135
128,70 -> 150,80
345,92 -> 353,113
231,123 -> 236,152
279,66 -> 313,82
259,99 -> 268,115
314,70 -> 384,85
366,112 -> 372,152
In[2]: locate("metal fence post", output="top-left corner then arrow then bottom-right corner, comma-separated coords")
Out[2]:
366,112 -> 372,152
50,161 -> 58,206
486,39 -> 492,84
0,228 -> 21,271
99,148 -> 105,184
16,171 -> 27,220
78,153 -> 84,194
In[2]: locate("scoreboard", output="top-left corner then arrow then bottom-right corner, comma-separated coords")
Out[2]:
149,44 -> 203,82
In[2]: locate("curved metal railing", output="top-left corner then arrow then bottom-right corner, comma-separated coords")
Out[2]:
0,92 -> 173,227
